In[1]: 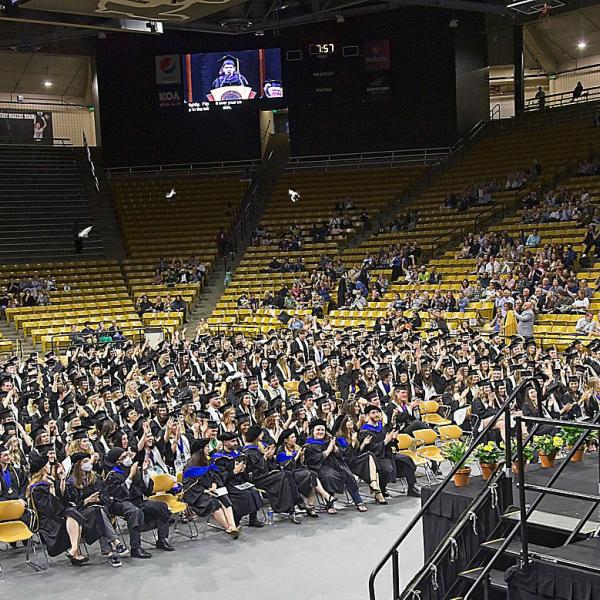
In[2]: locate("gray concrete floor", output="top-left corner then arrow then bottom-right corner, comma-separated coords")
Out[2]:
0,495 -> 424,600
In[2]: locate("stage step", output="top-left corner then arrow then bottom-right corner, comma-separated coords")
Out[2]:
502,508 -> 599,535
458,567 -> 507,591
480,537 -> 555,559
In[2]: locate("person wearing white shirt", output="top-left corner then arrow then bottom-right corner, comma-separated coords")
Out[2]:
576,312 -> 595,335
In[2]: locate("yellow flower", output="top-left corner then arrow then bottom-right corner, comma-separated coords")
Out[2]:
553,436 -> 564,448
484,443 -> 494,452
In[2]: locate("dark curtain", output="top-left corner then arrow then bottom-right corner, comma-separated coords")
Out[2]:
415,480 -> 504,600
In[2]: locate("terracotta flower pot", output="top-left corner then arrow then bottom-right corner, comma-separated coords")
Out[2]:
479,462 -> 498,481
539,452 -> 556,468
570,447 -> 584,463
453,467 -> 471,487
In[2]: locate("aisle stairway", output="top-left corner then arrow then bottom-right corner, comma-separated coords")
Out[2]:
0,145 -> 103,261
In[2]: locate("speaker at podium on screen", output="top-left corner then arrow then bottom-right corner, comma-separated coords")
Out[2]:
207,55 -> 256,101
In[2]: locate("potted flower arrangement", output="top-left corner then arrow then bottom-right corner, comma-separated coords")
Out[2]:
474,441 -> 502,481
443,440 -> 472,487
559,426 -> 596,462
510,442 -> 534,475
533,434 -> 565,468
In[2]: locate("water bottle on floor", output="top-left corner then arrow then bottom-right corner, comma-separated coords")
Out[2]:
266,509 -> 274,525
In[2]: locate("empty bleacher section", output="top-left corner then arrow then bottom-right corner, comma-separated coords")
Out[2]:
110,172 -> 248,329
0,144 -> 103,260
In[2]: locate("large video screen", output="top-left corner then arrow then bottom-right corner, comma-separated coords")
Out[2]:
182,49 -> 283,112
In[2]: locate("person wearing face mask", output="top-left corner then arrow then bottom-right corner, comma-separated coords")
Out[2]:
104,447 -> 174,559
65,453 -> 128,567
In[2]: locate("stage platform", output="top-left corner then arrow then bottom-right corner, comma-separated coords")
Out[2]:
420,456 -> 600,599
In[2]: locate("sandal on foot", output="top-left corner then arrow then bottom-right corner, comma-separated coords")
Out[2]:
356,503 -> 368,513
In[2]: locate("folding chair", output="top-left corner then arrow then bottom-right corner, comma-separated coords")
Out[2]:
0,500 -> 49,575
420,400 -> 452,427
149,474 -> 198,540
396,434 -> 435,485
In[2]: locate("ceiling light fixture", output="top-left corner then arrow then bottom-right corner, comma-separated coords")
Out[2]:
578,41 -> 587,50
43,66 -> 53,88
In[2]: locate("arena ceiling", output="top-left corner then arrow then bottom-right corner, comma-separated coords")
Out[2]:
2,0 -> 513,38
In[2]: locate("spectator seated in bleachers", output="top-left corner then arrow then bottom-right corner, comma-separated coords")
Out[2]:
575,158 -> 600,177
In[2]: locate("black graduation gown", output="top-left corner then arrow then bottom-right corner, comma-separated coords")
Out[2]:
0,466 -> 27,501
29,481 -> 90,556
275,448 -> 317,497
64,477 -> 112,546
242,445 -> 300,514
336,437 -> 375,485
303,439 -> 354,494
212,451 -> 262,521
182,465 -> 232,517
357,424 -> 396,489
105,466 -> 170,531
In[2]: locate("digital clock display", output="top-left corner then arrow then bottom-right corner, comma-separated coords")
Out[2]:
309,43 -> 335,55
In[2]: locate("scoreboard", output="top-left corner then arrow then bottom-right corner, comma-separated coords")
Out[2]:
284,39 -> 392,105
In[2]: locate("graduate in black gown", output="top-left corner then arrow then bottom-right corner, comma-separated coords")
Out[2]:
242,425 -> 302,523
182,438 -> 240,538
332,415 -> 387,505
303,419 -> 367,512
211,432 -> 264,528
276,429 -> 332,516
105,447 -> 174,558
358,405 -> 420,498
27,453 -> 89,564
65,452 -> 127,567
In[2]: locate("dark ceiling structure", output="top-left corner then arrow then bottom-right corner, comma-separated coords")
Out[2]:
1,0 -> 513,43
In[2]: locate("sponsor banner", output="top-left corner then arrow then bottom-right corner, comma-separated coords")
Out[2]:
0,110 -> 53,144
364,72 -> 391,101
155,54 -> 181,85
363,40 -> 391,72
158,88 -> 183,108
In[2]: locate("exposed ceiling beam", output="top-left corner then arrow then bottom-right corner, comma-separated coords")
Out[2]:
389,0 -> 512,16
524,25 -> 558,72
0,8 -> 160,34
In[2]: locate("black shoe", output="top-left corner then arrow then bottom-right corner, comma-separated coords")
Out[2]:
113,542 -> 129,557
248,518 -> 265,528
108,554 -> 123,568
65,552 -> 88,566
156,539 -> 175,552
306,507 -> 320,518
131,547 -> 153,559
382,490 -> 390,498
296,501 -> 308,512
407,486 -> 421,498
288,513 -> 302,524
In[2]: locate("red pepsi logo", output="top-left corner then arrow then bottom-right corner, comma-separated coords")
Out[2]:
160,56 -> 176,74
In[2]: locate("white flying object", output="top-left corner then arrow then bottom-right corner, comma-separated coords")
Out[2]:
165,188 -> 176,199
288,189 -> 300,203
78,226 -> 93,238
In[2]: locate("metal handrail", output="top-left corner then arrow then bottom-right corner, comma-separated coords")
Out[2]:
368,376 -> 542,600
525,84 -> 600,111
49,326 -> 162,354
399,468 -> 505,599
107,158 -> 261,178
0,136 -> 72,146
286,147 -> 452,171
462,412 -> 600,599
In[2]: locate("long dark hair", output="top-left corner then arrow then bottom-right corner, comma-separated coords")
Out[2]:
184,449 -> 208,471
